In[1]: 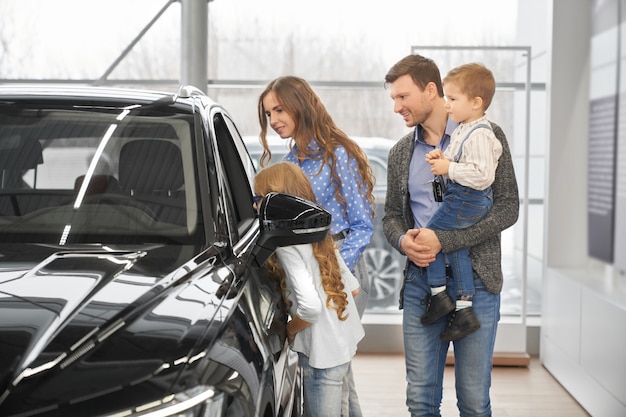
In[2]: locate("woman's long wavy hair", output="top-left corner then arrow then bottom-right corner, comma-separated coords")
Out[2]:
257,76 -> 375,219
254,162 -> 349,320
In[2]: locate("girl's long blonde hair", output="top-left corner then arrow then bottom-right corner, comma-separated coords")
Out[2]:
254,161 -> 349,320
257,76 -> 375,219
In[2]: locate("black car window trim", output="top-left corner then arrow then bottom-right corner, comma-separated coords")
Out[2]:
205,108 -> 242,248
190,102 -> 220,245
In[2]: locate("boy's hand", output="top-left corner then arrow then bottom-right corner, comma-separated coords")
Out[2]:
429,158 -> 450,176
425,149 -> 443,161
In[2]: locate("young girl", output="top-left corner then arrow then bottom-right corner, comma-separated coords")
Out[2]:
258,77 -> 373,417
254,161 -> 364,417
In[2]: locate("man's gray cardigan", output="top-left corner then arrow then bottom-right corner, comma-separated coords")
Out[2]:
382,122 -> 519,294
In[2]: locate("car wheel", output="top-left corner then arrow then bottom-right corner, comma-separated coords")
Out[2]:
363,247 -> 402,303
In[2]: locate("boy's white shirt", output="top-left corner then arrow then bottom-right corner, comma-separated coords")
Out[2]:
445,115 -> 503,190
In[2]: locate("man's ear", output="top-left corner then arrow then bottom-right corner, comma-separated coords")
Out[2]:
425,81 -> 438,98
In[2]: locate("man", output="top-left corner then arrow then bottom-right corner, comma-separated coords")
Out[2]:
382,54 -> 519,416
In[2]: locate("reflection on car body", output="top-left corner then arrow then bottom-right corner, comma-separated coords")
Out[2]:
243,135 -> 405,311
0,85 -> 330,416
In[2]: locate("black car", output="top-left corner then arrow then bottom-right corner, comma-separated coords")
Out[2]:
243,136 -> 405,310
0,85 -> 331,417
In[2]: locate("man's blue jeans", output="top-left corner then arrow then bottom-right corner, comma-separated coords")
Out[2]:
426,182 -> 492,298
402,262 -> 500,417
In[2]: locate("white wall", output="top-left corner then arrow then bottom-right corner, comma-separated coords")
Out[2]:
541,1 -> 626,416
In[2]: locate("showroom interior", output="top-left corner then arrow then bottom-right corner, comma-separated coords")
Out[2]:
0,0 -> 624,416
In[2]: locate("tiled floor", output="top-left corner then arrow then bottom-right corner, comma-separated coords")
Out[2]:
351,354 -> 590,417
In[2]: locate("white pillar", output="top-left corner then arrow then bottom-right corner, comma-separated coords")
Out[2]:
181,0 -> 208,92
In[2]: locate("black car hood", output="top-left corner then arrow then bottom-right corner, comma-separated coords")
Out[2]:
0,243 -> 233,415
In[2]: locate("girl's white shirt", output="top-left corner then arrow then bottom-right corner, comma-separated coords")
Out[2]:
274,243 -> 364,369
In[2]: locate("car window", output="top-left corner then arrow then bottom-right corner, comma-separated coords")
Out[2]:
211,112 -> 256,237
0,105 -> 202,244
224,117 -> 256,192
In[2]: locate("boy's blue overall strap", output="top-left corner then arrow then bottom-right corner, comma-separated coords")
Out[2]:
453,123 -> 493,162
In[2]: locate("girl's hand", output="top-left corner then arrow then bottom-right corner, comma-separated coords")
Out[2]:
286,316 -> 310,346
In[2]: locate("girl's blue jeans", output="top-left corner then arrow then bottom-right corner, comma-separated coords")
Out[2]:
299,353 -> 350,417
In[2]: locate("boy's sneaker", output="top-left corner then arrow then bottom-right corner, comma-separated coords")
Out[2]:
440,307 -> 481,341
420,291 -> 455,325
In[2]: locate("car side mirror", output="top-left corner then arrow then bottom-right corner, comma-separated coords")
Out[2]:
249,192 -> 331,268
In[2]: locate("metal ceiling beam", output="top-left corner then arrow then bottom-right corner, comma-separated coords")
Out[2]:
94,0 -> 210,92
95,0 -> 177,86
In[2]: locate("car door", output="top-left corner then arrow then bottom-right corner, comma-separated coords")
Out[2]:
208,107 -> 300,416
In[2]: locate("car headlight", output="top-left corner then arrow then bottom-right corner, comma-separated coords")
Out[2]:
106,386 -> 225,417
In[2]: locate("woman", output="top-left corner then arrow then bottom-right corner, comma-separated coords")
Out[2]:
258,76 -> 375,417
257,75 -> 375,316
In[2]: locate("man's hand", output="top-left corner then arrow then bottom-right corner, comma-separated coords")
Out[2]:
400,228 -> 442,267
400,229 -> 441,266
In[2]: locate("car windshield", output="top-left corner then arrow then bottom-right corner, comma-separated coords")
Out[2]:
0,102 -> 203,245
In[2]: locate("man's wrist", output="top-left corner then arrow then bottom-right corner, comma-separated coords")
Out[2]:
398,234 -> 406,255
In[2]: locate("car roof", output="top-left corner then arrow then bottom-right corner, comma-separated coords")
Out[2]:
0,84 -> 220,110
0,84 -> 167,99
